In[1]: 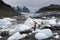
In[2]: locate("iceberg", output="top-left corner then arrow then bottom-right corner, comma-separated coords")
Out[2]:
35,29 -> 53,40
7,32 -> 27,40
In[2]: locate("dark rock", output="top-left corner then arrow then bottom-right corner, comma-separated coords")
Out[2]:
23,6 -> 30,13
20,30 -> 32,34
0,31 -> 9,36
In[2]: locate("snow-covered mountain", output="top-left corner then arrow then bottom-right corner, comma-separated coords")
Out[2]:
13,6 -> 30,13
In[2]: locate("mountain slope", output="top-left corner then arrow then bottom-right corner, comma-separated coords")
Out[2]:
13,6 -> 30,13
36,4 -> 60,13
0,0 -> 20,17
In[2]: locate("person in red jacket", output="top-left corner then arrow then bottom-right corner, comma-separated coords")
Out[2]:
34,21 -> 37,30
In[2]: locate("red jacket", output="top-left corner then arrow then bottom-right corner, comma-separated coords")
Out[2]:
34,21 -> 37,27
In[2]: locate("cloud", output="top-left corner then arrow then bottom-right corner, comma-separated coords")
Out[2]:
3,0 -> 60,12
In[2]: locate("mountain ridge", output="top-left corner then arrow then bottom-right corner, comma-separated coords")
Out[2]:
36,4 -> 60,13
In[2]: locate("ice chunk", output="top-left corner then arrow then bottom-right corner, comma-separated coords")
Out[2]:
9,24 -> 32,35
19,24 -> 32,31
35,29 -> 53,40
0,36 -> 2,39
56,21 -> 60,26
49,20 -> 56,26
9,29 -> 19,35
42,20 -> 51,27
7,32 -> 27,40
24,18 -> 34,27
35,33 -> 48,40
0,19 -> 12,28
55,35 -> 59,39
3,18 -> 16,22
42,19 -> 56,27
39,29 -> 52,35
34,19 -> 42,25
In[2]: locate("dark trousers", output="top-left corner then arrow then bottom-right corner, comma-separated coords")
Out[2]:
34,27 -> 36,30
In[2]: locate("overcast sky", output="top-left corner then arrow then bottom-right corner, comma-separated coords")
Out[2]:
2,0 -> 60,12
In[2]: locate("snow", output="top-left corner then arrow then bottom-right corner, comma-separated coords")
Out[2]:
7,32 -> 27,40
